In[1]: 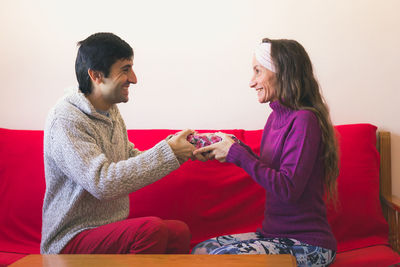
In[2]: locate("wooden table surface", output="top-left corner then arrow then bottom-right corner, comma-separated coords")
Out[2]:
10,254 -> 297,267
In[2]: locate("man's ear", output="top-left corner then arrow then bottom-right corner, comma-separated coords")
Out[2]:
88,69 -> 104,85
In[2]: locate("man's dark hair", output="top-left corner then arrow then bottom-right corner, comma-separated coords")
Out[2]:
75,32 -> 133,94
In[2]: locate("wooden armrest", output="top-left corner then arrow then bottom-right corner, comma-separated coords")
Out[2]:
382,194 -> 400,254
378,131 -> 400,254
382,195 -> 400,213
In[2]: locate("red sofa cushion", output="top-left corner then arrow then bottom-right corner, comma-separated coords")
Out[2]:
127,129 -> 266,247
331,245 -> 400,267
327,124 -> 389,252
0,252 -> 27,267
0,129 -> 44,254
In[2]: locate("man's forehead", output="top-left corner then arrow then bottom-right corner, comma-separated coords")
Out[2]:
114,58 -> 133,67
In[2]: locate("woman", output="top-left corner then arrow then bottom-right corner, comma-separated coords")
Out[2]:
192,38 -> 339,267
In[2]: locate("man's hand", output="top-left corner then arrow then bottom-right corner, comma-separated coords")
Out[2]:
193,132 -> 235,162
167,129 -> 196,164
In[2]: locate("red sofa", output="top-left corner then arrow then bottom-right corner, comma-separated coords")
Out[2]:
0,124 -> 399,266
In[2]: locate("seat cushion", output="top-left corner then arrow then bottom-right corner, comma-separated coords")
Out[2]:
332,245 -> 400,266
0,252 -> 27,267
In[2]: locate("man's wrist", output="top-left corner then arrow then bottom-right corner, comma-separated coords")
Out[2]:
165,134 -> 174,141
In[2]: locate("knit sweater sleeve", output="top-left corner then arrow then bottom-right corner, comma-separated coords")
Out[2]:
226,112 -> 321,203
237,141 -> 260,160
49,118 -> 180,200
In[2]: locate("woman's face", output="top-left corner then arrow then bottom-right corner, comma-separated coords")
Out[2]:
249,56 -> 277,104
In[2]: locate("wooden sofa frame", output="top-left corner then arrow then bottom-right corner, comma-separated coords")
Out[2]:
378,131 -> 400,254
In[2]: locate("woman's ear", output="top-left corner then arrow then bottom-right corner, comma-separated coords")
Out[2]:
87,69 -> 103,85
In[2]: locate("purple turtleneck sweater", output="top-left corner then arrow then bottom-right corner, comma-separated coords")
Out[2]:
226,101 -> 337,251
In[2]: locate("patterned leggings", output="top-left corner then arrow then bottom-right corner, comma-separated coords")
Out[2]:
191,232 -> 336,267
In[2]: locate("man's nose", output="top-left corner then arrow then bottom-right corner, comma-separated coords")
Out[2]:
129,70 -> 137,84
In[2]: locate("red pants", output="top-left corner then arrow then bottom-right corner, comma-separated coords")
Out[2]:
61,217 -> 191,254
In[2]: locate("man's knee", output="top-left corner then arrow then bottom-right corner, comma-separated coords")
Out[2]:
165,220 -> 191,241
163,220 -> 191,253
124,217 -> 169,253
125,217 -> 191,254
138,216 -> 169,238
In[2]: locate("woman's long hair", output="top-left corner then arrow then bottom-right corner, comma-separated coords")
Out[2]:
263,38 -> 339,202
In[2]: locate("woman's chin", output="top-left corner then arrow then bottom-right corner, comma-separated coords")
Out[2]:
258,97 -> 268,104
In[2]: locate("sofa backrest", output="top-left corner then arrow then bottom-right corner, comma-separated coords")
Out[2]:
126,125 -> 389,251
0,124 -> 389,254
327,124 -> 388,252
0,129 -> 45,254
126,129 -> 265,249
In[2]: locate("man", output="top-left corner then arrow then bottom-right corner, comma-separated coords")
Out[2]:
41,32 -> 195,255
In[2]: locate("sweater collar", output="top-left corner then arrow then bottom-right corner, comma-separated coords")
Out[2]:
269,100 -> 294,128
66,90 -> 116,123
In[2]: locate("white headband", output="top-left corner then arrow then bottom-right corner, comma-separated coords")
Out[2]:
254,42 -> 276,73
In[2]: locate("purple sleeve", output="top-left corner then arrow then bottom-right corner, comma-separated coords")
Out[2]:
227,142 -> 259,163
226,113 -> 321,203
237,141 -> 260,159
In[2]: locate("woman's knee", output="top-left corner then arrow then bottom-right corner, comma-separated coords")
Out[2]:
192,239 -> 221,254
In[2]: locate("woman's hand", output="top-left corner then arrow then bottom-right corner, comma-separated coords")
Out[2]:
193,132 -> 235,162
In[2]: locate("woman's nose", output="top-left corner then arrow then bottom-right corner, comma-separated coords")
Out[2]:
249,80 -> 256,88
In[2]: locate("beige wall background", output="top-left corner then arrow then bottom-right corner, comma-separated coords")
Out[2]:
1,0 -> 399,196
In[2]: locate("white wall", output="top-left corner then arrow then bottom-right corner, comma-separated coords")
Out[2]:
1,0 -> 399,196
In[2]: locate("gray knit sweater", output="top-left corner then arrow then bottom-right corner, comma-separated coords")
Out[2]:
41,91 -> 180,254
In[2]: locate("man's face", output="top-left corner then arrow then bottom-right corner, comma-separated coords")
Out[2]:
99,58 -> 137,105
